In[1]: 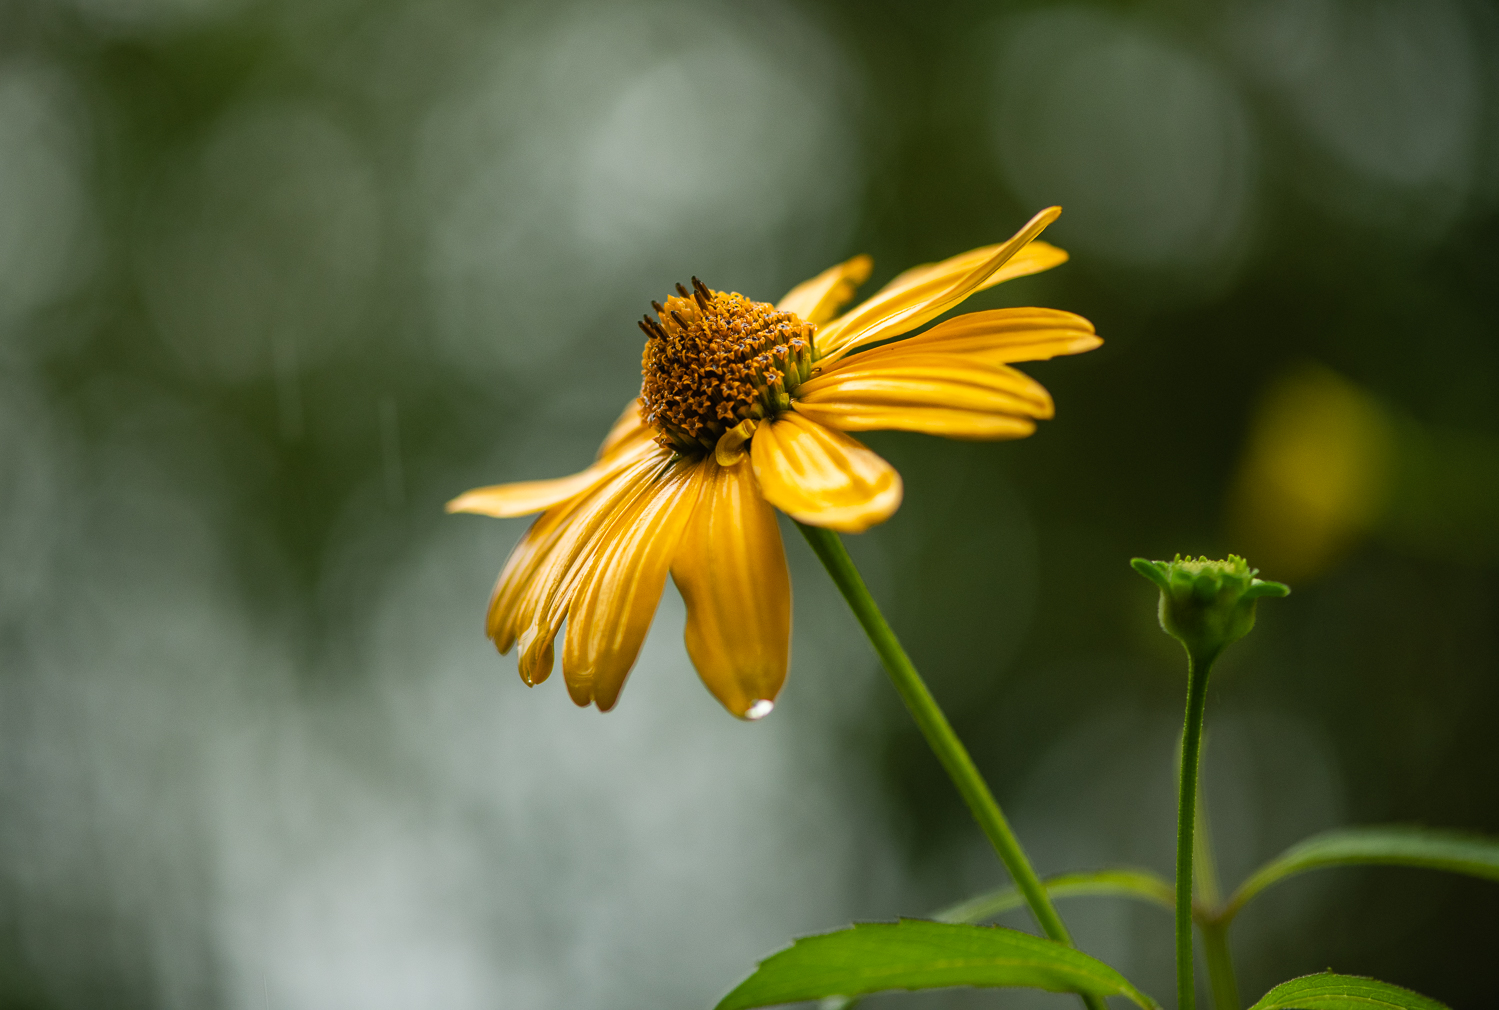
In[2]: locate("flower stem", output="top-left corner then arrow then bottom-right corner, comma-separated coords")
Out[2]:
797,522 -> 1103,1010
1176,651 -> 1214,1010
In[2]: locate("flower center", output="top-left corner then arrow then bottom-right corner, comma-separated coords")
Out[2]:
639,278 -> 814,454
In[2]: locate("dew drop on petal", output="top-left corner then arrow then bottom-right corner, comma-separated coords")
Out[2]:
745,699 -> 774,720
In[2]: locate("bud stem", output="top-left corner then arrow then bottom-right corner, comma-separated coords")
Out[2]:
1176,650 -> 1214,1010
796,522 -> 1106,1010
1193,777 -> 1241,1010
1201,921 -> 1239,1010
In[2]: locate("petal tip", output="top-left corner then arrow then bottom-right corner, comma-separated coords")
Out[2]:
445,491 -> 481,514
1022,206 -> 1062,240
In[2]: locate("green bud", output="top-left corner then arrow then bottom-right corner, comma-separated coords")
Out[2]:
1130,554 -> 1289,665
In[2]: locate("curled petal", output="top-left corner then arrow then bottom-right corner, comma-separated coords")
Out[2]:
750,412 -> 902,533
816,208 -> 1063,362
561,458 -> 706,711
714,418 -> 759,467
671,457 -> 791,719
776,254 -> 874,325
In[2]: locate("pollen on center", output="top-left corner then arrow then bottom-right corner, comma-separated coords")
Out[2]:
639,278 -> 814,455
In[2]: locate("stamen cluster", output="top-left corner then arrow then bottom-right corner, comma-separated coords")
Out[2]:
639,278 -> 814,454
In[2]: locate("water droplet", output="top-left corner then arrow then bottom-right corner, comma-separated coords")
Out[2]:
745,699 -> 774,720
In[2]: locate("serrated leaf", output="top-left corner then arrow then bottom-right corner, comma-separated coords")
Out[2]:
936,867 -> 1174,924
1224,826 -> 1499,919
713,919 -> 1160,1010
1246,972 -> 1449,1010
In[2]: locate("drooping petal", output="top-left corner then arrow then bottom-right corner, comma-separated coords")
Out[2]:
485,493 -> 587,652
776,254 -> 874,325
670,457 -> 790,719
750,411 -> 902,533
503,450 -> 672,684
815,207 -> 1063,362
560,458 -> 706,711
447,400 -> 655,518
879,307 -> 1100,363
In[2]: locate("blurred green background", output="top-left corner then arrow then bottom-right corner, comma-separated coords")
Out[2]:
1,0 -> 1496,1007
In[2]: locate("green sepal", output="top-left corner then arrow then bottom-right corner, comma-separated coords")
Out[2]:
714,919 -> 1161,1010
1246,972 -> 1448,1010
1131,554 -> 1289,664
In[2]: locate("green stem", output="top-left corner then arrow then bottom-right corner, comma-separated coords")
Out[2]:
1200,921 -> 1239,1010
797,522 -> 1104,1010
1193,763 -> 1239,1010
1176,652 -> 1214,1010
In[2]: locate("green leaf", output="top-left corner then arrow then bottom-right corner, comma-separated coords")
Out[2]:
935,867 -> 1175,924
714,919 -> 1161,1010
1223,826 -> 1499,920
1246,972 -> 1449,1010
814,873 -> 1174,1010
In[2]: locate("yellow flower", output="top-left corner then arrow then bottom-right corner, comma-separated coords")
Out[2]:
448,207 -> 1099,719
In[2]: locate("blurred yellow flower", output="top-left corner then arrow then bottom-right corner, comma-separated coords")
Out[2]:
1228,365 -> 1393,582
448,207 -> 1099,718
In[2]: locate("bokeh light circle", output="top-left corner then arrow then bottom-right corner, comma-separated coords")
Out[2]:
135,103 -> 381,382
989,7 -> 1256,277
418,0 -> 865,375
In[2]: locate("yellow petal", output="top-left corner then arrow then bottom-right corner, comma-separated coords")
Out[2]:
515,625 -> 556,688
884,307 -> 1100,363
670,457 -> 791,719
815,207 -> 1063,362
798,352 -> 1054,419
871,241 -> 1067,303
504,450 -> 671,683
750,412 -> 902,533
560,458 -> 705,712
447,471 -> 605,520
486,493 -> 588,653
776,254 -> 874,325
714,418 -> 758,467
792,403 -> 1038,441
447,410 -> 656,518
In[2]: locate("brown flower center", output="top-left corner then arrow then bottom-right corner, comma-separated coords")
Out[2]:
639,278 -> 814,454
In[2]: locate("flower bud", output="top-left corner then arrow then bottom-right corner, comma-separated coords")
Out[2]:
1131,554 -> 1289,665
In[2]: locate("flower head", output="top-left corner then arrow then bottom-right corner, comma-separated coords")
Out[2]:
639,281 -> 813,453
449,207 -> 1101,718
1131,554 -> 1289,665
